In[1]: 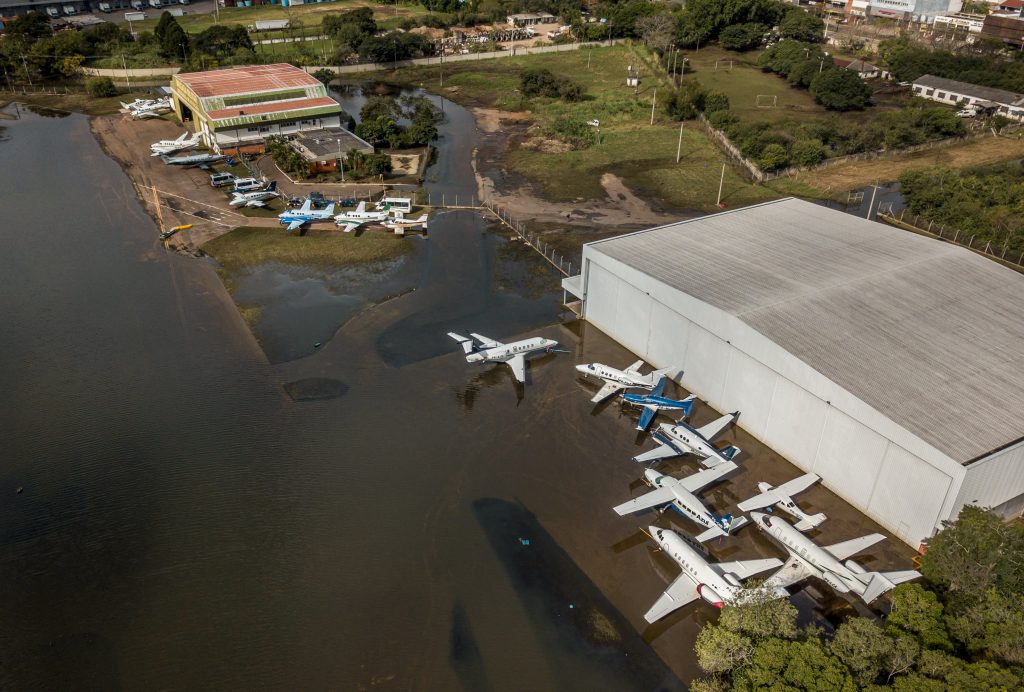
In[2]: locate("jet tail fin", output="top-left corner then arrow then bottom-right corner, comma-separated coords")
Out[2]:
447,332 -> 475,355
849,562 -> 921,603
794,513 -> 828,532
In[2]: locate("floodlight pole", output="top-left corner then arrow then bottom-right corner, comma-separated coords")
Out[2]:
716,163 -> 726,206
650,88 -> 656,125
676,120 -> 684,163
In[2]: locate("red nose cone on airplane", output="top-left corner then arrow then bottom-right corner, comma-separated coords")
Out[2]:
712,601 -> 724,609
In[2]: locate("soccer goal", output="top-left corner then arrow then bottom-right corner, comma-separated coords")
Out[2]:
714,59 -> 734,71
755,94 -> 778,108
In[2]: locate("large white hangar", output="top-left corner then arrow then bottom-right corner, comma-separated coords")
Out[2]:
562,198 -> 1024,547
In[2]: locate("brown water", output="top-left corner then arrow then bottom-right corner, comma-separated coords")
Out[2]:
0,106 -> 694,689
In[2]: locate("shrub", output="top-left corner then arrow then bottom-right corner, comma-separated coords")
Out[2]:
703,90 -> 730,114
546,115 -> 596,149
520,67 -> 585,102
86,76 -> 117,98
664,80 -> 707,120
758,143 -> 789,171
790,138 -> 827,167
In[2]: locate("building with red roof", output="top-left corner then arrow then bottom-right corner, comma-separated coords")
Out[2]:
170,64 -> 344,153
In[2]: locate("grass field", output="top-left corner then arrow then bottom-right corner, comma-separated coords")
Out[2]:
383,45 -> 777,211
203,225 -> 410,268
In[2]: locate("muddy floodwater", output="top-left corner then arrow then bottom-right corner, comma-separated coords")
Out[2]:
0,103 -> 915,690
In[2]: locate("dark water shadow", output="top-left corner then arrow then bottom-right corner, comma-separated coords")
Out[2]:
449,601 -> 494,692
472,498 -> 684,692
282,378 -> 349,402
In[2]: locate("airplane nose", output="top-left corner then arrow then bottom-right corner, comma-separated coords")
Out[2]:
574,364 -> 589,373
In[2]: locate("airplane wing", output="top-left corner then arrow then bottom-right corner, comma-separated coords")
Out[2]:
824,534 -> 885,561
341,222 -> 359,233
612,485 -> 676,516
650,376 -> 667,398
632,441 -> 678,464
447,332 -> 475,355
175,132 -> 188,142
624,359 -> 645,375
677,463 -> 736,494
637,405 -> 658,431
737,473 -> 820,512
591,381 -> 626,404
469,333 -> 502,349
714,557 -> 784,581
286,219 -> 305,232
695,412 -> 737,441
764,554 -> 815,590
355,201 -> 366,213
246,200 -> 267,208
299,199 -> 313,213
506,355 -> 526,384
644,574 -> 700,623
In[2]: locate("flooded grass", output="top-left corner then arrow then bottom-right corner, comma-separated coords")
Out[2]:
202,225 -> 411,269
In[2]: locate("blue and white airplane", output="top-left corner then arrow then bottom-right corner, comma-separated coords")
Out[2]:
278,199 -> 337,232
633,410 -> 741,468
614,464 -> 746,543
621,377 -> 697,431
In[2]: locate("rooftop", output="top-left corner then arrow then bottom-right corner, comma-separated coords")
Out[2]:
174,64 -> 322,99
291,127 -> 374,159
204,96 -> 339,121
913,74 -> 1023,106
588,198 -> 1024,465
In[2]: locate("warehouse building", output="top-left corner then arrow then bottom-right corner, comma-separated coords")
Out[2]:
912,74 -> 1024,119
170,63 -> 343,153
562,198 -> 1024,547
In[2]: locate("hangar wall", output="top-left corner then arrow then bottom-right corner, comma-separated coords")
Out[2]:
580,252 -> 967,546
954,441 -> 1024,520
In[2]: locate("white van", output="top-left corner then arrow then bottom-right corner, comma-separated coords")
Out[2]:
376,196 -> 412,213
210,172 -> 237,188
232,178 -> 265,193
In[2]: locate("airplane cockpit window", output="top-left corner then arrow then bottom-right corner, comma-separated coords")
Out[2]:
763,518 -> 772,527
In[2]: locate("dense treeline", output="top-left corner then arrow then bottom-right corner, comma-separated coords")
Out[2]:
692,507 -> 1024,691
880,37 -> 1024,94
758,41 -> 872,111
900,162 -> 1024,253
354,94 -> 442,149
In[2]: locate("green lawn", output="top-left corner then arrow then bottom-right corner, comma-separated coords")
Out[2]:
203,225 -> 411,268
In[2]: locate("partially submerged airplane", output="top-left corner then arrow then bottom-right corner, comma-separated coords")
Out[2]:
278,199 -> 337,232
633,410 -> 741,468
737,474 -> 827,531
448,332 -> 563,384
621,377 -> 696,431
614,465 -> 746,543
150,131 -> 202,156
383,214 -> 429,233
642,525 -> 783,622
752,512 -> 920,603
575,360 -> 673,403
159,152 -> 227,169
229,181 -> 279,208
334,202 -> 390,233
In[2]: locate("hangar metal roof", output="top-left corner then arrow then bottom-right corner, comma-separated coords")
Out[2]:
174,64 -> 321,98
588,198 -> 1024,465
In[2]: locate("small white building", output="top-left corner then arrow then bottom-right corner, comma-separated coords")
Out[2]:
850,0 -> 963,22
912,74 -> 1024,119
562,199 -> 1024,547
506,12 -> 557,26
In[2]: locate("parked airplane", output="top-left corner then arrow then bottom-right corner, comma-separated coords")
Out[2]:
576,359 -> 674,403
621,377 -> 697,431
738,474 -> 827,531
334,201 -> 390,233
633,411 -> 741,468
150,131 -> 202,156
447,332 -> 563,384
641,525 -> 783,622
752,512 -> 920,603
383,214 -> 429,233
278,199 -> 337,232
614,465 -> 746,543
123,97 -> 173,119
229,181 -> 279,208
159,152 -> 227,169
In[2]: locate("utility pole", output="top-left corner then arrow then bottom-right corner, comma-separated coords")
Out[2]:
650,88 -> 656,125
716,163 -> 726,207
676,120 -> 684,163
866,181 -> 880,220
121,53 -> 132,93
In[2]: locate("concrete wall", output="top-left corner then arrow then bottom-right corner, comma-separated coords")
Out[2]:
579,250 -> 969,546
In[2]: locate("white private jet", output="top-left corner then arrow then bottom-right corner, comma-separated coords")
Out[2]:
575,359 -> 674,403
752,512 -> 921,603
334,201 -> 391,233
229,182 -> 279,208
633,411 -> 741,468
614,465 -> 746,543
737,473 -> 827,531
150,131 -> 202,156
448,332 -> 563,384
642,525 -> 783,622
383,214 -> 429,233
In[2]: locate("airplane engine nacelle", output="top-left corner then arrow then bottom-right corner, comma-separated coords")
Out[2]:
697,584 -> 725,608
822,571 -> 851,593
466,353 -> 484,363
723,573 -> 742,588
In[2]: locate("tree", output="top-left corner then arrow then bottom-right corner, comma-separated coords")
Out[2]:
759,143 -> 789,170
360,95 -> 401,123
734,638 -> 856,691
719,23 -> 767,52
86,76 -> 118,98
829,617 -> 891,686
809,69 -> 871,111
192,25 -> 252,57
635,12 -> 675,54
161,19 -> 190,62
311,68 -> 337,85
703,91 -> 730,114
664,80 -> 707,120
779,9 -> 824,43
790,137 -> 826,167
695,626 -> 755,674
921,506 -> 1024,599
946,589 -> 1024,666
885,583 -> 953,651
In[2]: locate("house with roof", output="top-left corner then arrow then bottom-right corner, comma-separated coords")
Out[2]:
170,64 -> 344,153
833,57 -> 882,79
912,74 -> 1024,118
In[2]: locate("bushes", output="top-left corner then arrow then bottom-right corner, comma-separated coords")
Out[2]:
664,80 -> 707,120
86,76 -> 117,98
809,68 -> 872,111
545,115 -> 596,150
520,68 -> 585,102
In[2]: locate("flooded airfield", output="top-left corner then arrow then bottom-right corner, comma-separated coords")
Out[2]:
0,103 -> 913,690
